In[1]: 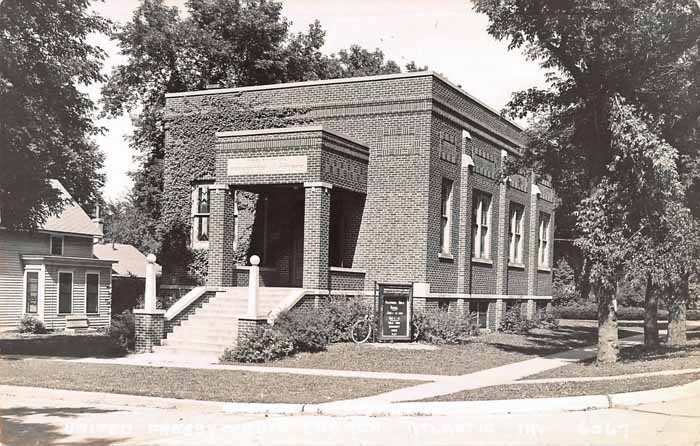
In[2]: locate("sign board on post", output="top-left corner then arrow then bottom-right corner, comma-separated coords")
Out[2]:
378,283 -> 412,341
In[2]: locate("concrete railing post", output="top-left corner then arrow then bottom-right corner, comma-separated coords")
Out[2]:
145,253 -> 157,311
248,255 -> 260,318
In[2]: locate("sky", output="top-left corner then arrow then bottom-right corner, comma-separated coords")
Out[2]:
87,0 -> 547,201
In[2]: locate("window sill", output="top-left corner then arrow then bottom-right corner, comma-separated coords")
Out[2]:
508,262 -> 525,269
538,266 -> 552,272
438,253 -> 454,262
471,257 -> 493,265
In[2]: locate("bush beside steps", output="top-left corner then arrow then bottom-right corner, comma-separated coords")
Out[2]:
221,299 -> 484,363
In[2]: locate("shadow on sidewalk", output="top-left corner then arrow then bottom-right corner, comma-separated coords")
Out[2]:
0,406 -> 125,446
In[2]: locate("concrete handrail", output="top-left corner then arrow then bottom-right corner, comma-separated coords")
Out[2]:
267,289 -> 308,324
164,286 -> 207,321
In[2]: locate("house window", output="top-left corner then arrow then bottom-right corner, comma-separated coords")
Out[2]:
86,273 -> 99,314
509,202 -> 525,264
471,190 -> 492,259
25,271 -> 39,314
538,212 -> 551,268
58,271 -> 73,314
50,235 -> 63,256
192,185 -> 210,246
440,178 -> 453,255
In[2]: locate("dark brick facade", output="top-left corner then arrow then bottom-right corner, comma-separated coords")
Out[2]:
164,72 -> 555,305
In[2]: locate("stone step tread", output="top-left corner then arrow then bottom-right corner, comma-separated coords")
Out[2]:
165,335 -> 237,344
168,325 -> 238,335
160,340 -> 232,350
152,346 -> 224,357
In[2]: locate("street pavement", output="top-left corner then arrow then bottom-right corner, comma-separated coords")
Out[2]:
2,389 -> 699,445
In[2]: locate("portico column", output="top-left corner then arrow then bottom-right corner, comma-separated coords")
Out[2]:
207,184 -> 236,287
303,182 -> 332,289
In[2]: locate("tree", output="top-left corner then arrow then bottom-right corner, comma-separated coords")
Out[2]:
102,0 -> 416,255
0,0 -> 109,229
475,0 -> 700,362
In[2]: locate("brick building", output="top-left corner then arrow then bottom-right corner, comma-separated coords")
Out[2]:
153,71 -> 554,354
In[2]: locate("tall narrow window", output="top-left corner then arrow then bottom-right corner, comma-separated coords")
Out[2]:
440,179 -> 453,255
191,185 -> 210,248
50,235 -> 63,256
86,273 -> 99,314
509,202 -> 525,264
58,271 -> 73,314
471,190 -> 492,259
538,212 -> 551,268
25,271 -> 39,314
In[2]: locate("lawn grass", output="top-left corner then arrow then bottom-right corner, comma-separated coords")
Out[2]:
0,332 -> 123,358
0,358 -> 414,404
223,321 -> 640,376
523,328 -> 700,380
421,372 -> 700,402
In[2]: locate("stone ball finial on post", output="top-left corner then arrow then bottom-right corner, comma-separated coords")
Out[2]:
248,255 -> 260,318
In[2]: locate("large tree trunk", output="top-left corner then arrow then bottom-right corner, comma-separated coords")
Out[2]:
596,280 -> 619,364
644,274 -> 659,348
667,273 -> 689,347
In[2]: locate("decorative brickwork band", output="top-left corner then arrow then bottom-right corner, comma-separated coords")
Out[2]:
134,310 -> 165,353
303,183 -> 332,288
207,187 -> 236,287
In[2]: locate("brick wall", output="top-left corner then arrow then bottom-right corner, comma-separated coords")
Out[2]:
134,311 -> 165,353
164,291 -> 214,334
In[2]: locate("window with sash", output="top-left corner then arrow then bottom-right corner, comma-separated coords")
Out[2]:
509,202 -> 525,264
538,212 -> 551,268
440,179 -> 454,255
25,271 -> 39,314
471,190 -> 492,259
86,273 -> 99,314
192,186 -> 210,247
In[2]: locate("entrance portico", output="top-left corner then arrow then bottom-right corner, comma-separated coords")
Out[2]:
205,126 -> 369,290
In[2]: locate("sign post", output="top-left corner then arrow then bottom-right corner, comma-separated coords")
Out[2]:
377,283 -> 413,341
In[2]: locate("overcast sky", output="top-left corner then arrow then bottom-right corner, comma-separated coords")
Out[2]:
88,0 -> 547,201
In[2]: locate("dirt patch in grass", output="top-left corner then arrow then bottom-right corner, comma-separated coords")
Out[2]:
423,372 -> 700,402
223,322 -> 640,376
0,358 -> 413,404
524,329 -> 700,380
0,332 -> 123,358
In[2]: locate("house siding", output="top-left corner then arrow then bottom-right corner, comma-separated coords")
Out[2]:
0,230 -> 110,330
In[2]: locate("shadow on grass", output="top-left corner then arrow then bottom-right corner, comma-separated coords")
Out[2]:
0,335 -> 126,359
485,326 -> 641,358
0,406 -> 126,446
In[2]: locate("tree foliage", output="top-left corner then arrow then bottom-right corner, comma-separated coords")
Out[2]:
0,0 -> 109,229
475,0 -> 700,360
101,0 -> 421,253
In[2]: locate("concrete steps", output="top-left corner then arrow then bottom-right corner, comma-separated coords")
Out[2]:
152,287 -> 300,359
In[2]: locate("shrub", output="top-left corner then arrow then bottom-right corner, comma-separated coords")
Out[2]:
325,297 -> 373,343
412,308 -> 479,344
18,315 -> 46,334
108,310 -> 135,353
499,307 -> 537,334
222,326 -> 295,363
273,310 -> 330,353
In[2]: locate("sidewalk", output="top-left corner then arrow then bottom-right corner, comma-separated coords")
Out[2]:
320,334 -> 644,406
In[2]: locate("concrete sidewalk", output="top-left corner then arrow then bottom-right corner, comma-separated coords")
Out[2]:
321,335 -> 644,406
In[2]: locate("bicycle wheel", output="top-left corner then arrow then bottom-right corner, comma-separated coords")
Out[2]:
351,319 -> 372,343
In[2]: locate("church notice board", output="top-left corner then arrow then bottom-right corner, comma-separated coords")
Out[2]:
377,283 -> 413,341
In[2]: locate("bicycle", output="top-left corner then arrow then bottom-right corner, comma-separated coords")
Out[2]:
350,313 -> 373,343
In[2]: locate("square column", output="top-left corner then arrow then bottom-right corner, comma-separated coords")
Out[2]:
134,310 -> 165,352
207,185 -> 236,287
303,182 -> 332,289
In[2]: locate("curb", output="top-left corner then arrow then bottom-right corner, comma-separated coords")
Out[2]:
3,378 -> 699,417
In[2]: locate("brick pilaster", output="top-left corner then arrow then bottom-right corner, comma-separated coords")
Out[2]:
303,182 -> 332,289
207,185 -> 236,287
134,310 -> 165,353
495,151 -> 509,296
457,147 -> 475,294
527,174 -> 540,296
